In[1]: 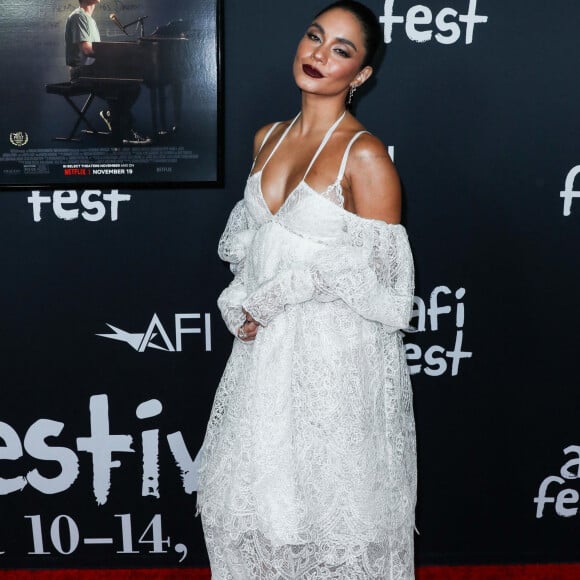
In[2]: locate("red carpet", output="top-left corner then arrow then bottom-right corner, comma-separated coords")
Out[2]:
1,565 -> 580,579
417,564 -> 580,579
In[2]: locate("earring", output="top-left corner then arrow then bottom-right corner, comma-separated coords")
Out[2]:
348,85 -> 357,105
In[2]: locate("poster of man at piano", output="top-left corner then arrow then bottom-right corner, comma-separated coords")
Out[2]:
0,0 -> 222,188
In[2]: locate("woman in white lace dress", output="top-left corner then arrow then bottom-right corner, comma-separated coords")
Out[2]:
197,1 -> 416,578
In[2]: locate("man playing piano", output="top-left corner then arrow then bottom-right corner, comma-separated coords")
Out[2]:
65,0 -> 151,145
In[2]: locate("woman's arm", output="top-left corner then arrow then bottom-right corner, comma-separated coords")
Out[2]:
216,200 -> 257,338
242,224 -> 413,332
241,132 -> 413,332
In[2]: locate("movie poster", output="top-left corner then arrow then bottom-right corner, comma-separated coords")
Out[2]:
0,0 -> 222,189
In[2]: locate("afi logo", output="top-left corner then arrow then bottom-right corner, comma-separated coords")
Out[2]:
380,0 -> 488,44
561,166 -> 580,217
534,445 -> 580,518
97,313 -> 212,352
405,285 -> 472,377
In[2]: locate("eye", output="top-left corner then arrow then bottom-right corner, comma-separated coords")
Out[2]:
333,47 -> 350,58
307,31 -> 321,42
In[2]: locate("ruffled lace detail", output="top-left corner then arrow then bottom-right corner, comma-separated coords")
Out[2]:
198,119 -> 416,579
216,200 -> 257,337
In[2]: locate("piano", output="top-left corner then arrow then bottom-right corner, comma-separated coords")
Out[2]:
76,27 -> 190,138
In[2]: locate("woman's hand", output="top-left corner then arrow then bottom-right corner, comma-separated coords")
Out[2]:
237,309 -> 260,341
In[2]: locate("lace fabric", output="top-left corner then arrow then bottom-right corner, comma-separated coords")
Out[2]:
198,119 -> 416,579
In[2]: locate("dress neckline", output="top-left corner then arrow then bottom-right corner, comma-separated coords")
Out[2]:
249,170 -> 336,218
254,111 -> 347,217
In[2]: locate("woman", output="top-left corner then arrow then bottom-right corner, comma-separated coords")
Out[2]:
197,1 -> 416,578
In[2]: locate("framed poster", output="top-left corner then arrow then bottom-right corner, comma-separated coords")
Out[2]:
0,0 -> 223,189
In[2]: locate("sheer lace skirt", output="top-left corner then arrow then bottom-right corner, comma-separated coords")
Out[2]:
197,302 -> 416,579
203,525 -> 414,580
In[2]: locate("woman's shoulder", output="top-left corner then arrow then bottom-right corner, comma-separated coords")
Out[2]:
340,113 -> 381,145
340,114 -> 390,159
252,118 -> 294,157
346,129 -> 394,172
253,121 -> 277,141
341,124 -> 401,224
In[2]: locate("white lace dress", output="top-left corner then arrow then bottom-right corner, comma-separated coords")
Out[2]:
197,115 -> 416,580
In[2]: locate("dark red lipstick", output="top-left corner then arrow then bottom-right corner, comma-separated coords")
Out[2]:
303,64 -> 323,78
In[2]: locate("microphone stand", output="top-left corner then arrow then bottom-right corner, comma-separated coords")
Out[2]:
122,16 -> 149,38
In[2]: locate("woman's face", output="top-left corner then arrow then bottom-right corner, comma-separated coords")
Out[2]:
293,8 -> 372,99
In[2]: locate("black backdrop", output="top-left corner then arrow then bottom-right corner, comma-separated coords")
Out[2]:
1,0 -> 580,572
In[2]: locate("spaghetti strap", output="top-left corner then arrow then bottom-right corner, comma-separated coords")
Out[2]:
302,111 -> 347,181
253,110 -> 349,187
250,121 -> 282,171
258,113 -> 301,172
336,130 -> 369,182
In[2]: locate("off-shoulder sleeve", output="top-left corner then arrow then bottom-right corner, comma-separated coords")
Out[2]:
242,219 -> 414,333
216,200 -> 257,336
217,200 -> 256,274
314,222 -> 414,331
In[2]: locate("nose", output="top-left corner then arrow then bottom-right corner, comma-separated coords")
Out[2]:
312,46 -> 327,64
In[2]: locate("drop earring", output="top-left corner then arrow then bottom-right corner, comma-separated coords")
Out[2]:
348,85 -> 357,105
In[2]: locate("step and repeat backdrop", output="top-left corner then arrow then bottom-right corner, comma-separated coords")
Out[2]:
1,0 -> 579,575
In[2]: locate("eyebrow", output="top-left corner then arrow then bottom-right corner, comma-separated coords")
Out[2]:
309,21 -> 359,52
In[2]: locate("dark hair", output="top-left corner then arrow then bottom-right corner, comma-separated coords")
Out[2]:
315,1 -> 382,68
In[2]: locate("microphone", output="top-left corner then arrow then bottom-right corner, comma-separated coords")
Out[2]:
109,13 -> 128,35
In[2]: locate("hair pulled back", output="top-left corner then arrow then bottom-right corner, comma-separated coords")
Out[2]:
315,1 -> 382,68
